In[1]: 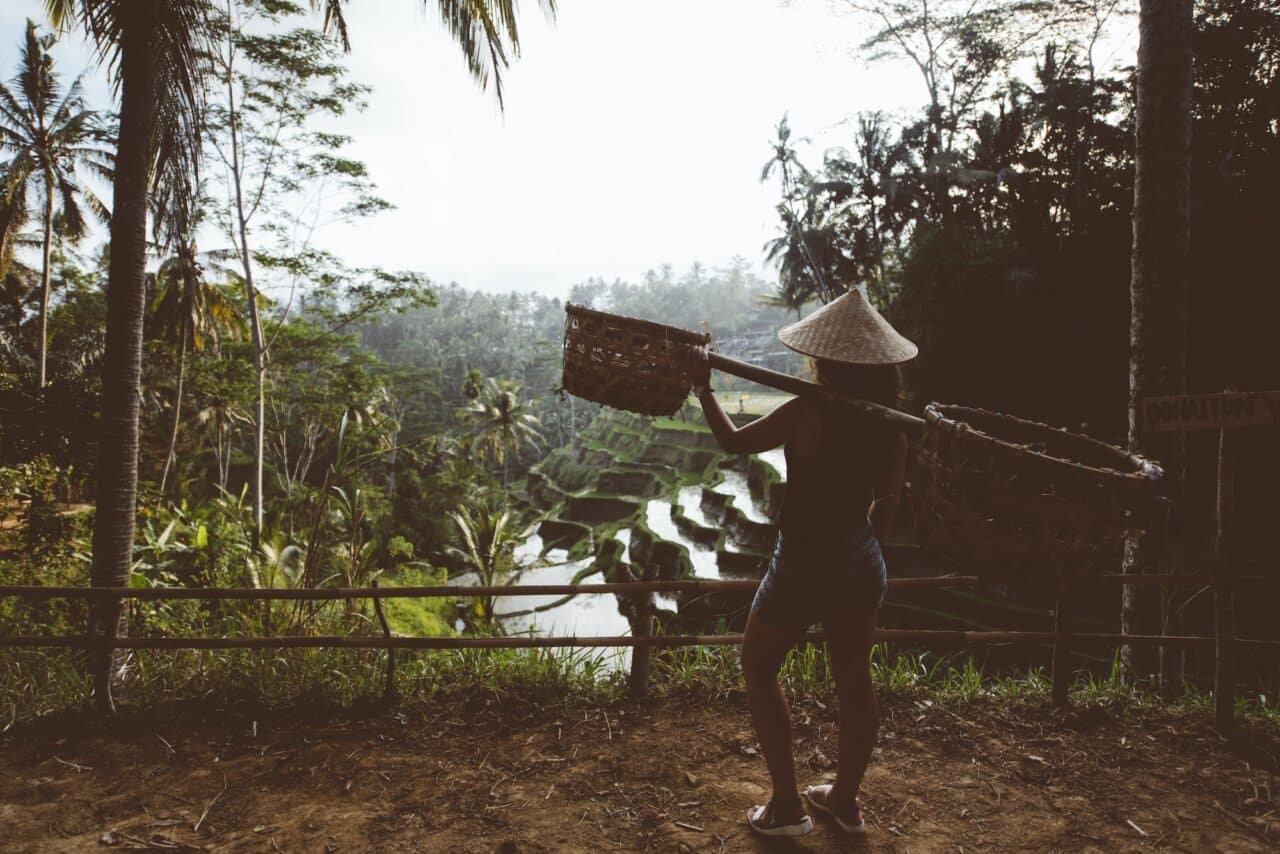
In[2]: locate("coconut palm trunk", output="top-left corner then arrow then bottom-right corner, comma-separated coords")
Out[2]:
37,171 -> 54,389
1122,0 -> 1194,691
89,7 -> 158,714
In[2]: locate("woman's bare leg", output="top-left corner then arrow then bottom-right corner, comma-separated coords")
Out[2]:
819,609 -> 879,819
740,610 -> 806,823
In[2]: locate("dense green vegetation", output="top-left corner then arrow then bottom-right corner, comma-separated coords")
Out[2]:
770,2 -> 1277,439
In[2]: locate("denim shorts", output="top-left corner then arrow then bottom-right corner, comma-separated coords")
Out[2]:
750,520 -> 887,630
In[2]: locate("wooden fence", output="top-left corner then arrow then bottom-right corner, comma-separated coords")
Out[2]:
2,573 -> 1278,728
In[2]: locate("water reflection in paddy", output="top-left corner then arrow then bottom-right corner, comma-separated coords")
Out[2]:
513,531 -> 544,565
479,456 -> 782,649
616,527 -> 679,613
646,499 -> 719,579
676,484 -> 714,528
712,470 -> 772,524
758,447 -> 787,479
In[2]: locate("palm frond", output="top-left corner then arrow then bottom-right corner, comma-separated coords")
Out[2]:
311,0 -> 351,51
16,21 -> 59,122
55,174 -> 87,239
42,1 -> 77,34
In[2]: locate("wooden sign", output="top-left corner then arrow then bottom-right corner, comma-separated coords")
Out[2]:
1143,391 -> 1280,432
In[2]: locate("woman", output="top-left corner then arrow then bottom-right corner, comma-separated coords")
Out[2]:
688,290 -> 916,838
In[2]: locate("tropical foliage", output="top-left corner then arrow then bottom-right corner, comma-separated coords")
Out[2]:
448,498 -> 520,623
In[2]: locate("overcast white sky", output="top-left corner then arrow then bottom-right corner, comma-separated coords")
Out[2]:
0,1 -> 1133,298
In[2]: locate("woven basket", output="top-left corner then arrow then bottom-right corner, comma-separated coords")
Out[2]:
562,304 -> 709,417
913,404 -> 1164,584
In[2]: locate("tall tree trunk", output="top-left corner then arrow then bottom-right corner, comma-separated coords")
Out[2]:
1123,0 -> 1193,689
158,336 -> 188,495
36,176 -> 54,390
224,49 -> 266,546
89,7 -> 158,714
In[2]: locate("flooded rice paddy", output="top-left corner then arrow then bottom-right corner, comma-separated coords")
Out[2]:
491,450 -> 786,653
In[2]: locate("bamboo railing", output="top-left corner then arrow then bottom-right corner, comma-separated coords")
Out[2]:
2,574 -> 1277,723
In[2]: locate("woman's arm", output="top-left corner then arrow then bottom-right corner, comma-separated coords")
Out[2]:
869,431 -> 908,542
688,347 -> 810,455
694,387 -> 808,455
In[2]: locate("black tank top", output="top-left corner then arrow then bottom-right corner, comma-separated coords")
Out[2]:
779,401 -> 891,540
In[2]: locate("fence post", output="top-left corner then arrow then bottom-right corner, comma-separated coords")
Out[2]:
1051,585 -> 1072,709
90,594 -> 123,716
1213,426 -> 1236,733
370,580 -> 397,703
619,563 -> 655,700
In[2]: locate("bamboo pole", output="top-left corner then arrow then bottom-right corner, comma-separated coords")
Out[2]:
4,630 -> 1279,651
706,352 -> 925,438
1051,588 -> 1073,708
620,563 -> 657,701
0,576 -> 978,602
371,579 -> 396,702
1214,426 -> 1237,732
10,574 -> 1280,603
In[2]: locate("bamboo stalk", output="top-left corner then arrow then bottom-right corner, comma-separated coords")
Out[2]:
1051,590 -> 1073,708
706,351 -> 925,438
8,574 -> 1280,602
371,579 -> 396,702
1049,574 -> 1276,587
0,576 -> 978,602
4,630 -> 1279,651
1214,426 -> 1237,732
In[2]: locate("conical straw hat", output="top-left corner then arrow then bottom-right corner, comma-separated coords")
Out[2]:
777,290 -> 918,365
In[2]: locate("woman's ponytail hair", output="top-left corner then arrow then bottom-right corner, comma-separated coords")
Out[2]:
810,359 -> 902,410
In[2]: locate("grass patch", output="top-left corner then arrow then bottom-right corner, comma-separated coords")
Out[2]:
380,566 -> 458,638
4,639 -> 1279,729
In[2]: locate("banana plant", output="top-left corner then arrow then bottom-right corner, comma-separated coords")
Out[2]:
447,499 -> 519,625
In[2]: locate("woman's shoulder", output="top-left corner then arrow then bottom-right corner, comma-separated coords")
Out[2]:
778,397 -> 823,453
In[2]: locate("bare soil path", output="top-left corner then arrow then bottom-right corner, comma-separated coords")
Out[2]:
2,691 -> 1277,852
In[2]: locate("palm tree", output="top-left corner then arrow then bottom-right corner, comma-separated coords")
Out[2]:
43,0 -> 210,713
0,263 -> 35,379
0,184 -> 37,340
0,20 -> 111,390
760,116 -> 844,307
1122,0 -> 1194,691
149,233 -> 245,496
313,1 -> 559,107
45,0 -> 556,712
448,500 -> 519,624
0,174 -> 41,339
468,378 -> 544,489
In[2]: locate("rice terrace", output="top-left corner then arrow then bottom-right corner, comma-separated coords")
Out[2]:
1,1 -> 1278,851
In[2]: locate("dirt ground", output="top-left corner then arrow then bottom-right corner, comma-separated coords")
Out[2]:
2,690 -> 1278,853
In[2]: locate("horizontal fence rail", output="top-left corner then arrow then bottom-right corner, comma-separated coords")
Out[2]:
2,630 -> 1280,651
5,574 -> 1278,604
2,574 -> 1275,728
3,574 -> 1278,603
0,576 -> 975,601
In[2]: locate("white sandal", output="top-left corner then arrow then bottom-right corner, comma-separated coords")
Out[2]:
746,803 -> 813,837
803,785 -> 867,834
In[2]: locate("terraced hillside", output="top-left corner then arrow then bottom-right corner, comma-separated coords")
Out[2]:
512,407 -> 1071,651
518,407 -> 780,634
